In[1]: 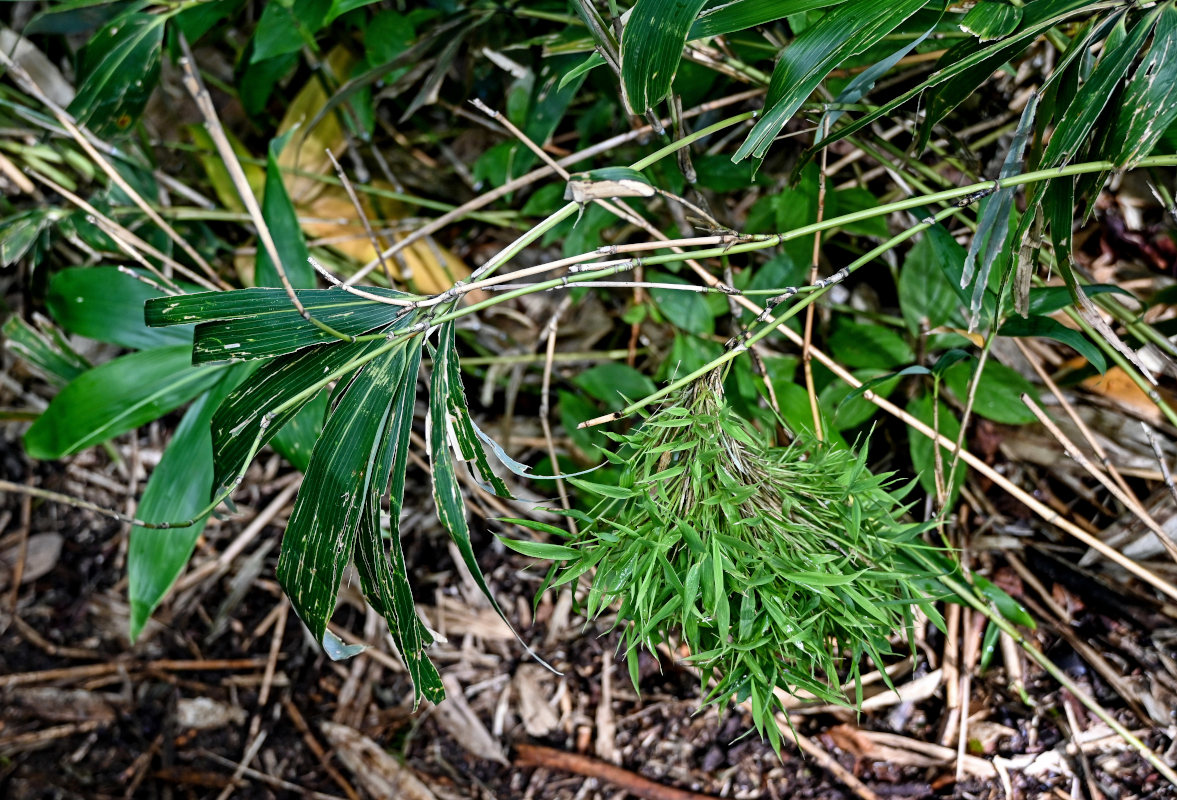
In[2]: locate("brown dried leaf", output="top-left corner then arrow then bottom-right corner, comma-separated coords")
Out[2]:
320,721 -> 438,800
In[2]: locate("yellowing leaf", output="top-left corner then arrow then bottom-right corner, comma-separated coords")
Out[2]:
277,46 -> 354,206
188,124 -> 264,213
301,184 -> 469,295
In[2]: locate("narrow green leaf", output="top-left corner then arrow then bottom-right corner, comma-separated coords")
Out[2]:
429,324 -> 545,667
959,1 -> 1022,41
734,0 -> 925,163
559,51 -> 606,90
1112,3 -> 1177,168
277,341 -> 410,643
210,338 -> 394,493
48,267 -> 192,351
257,131 -> 316,290
146,286 -> 411,364
352,340 -> 444,705
128,367 -> 247,640
999,315 -> 1106,372
974,575 -> 1036,629
960,91 -> 1037,324
24,346 -> 224,460
620,0 -> 710,114
499,538 -> 582,560
66,10 -> 165,136
795,0 -> 1099,167
690,0 -> 847,40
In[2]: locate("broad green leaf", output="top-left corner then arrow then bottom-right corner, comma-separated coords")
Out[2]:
128,367 -> 247,641
690,0 -> 847,40
650,272 -> 715,335
277,340 -> 411,642
943,359 -> 1038,425
210,338 -> 395,493
175,0 -> 246,43
907,393 -> 966,503
620,0 -> 710,114
2,315 -> 90,387
326,0 -> 382,23
1026,284 -> 1130,316
67,10 -> 165,136
250,0 -> 332,63
48,267 -> 192,351
734,0 -> 925,163
24,346 -> 223,460
574,363 -> 658,409
999,316 -> 1106,373
959,1 -> 1022,41
899,234 -> 958,334
826,320 -> 914,369
1112,3 -> 1177,168
352,340 -> 444,705
256,131 -> 316,290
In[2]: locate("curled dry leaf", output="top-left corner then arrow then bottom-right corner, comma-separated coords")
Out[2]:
512,664 -> 559,737
0,532 -> 63,590
434,674 -> 509,765
320,721 -> 437,800
175,697 -> 247,731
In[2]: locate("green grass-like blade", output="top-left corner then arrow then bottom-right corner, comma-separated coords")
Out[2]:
66,9 -> 164,136
24,345 -> 224,460
734,0 -> 925,163
128,366 -> 248,641
689,0 -> 847,40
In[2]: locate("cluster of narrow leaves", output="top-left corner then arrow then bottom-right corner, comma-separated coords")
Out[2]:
143,290 -> 521,706
608,0 -> 1177,320
505,378 -> 940,749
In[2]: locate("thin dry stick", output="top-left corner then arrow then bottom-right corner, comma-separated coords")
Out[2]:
539,296 -> 576,530
346,88 -> 765,285
26,171 -> 210,291
1022,393 -> 1177,564
176,35 -> 352,342
1013,338 -> 1136,499
804,118 -> 831,441
1141,422 -> 1177,507
0,48 -> 226,288
325,148 -> 394,285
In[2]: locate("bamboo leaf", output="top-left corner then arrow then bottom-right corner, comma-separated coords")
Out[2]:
1112,3 -> 1177,168
620,0 -> 710,114
24,346 -> 224,460
734,0 -> 924,163
959,1 -> 1022,41
66,10 -> 165,136
351,341 -> 445,705
128,367 -> 248,641
48,267 -> 192,351
257,130 -> 315,290
277,341 -> 412,643
210,338 -> 395,493
146,286 -> 412,364
690,0 -> 847,40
